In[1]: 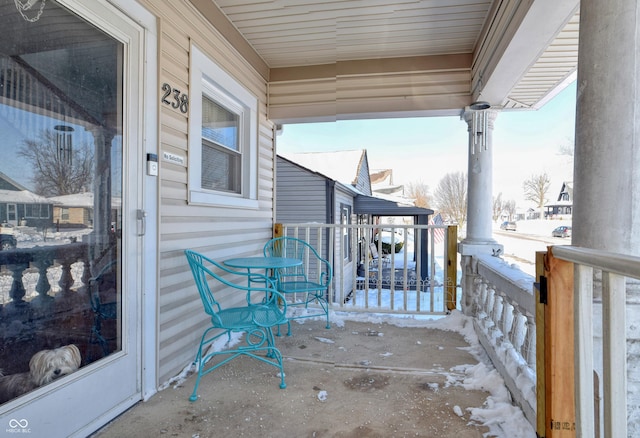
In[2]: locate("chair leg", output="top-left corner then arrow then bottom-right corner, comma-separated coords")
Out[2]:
320,296 -> 330,329
189,350 -> 205,402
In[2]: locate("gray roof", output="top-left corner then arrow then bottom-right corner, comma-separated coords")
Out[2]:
354,195 -> 433,217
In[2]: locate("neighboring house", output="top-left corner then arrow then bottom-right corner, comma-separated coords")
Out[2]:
276,152 -> 433,291
48,192 -> 122,229
370,168 -> 405,198
0,172 -> 53,228
545,181 -> 573,217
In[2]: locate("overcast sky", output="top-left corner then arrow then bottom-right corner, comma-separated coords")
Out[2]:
277,81 -> 576,209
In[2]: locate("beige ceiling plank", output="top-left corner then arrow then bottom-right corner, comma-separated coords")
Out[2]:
190,0 -> 269,78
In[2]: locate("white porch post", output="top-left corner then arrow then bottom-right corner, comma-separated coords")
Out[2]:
574,0 -> 640,435
458,108 -> 502,315
574,3 -> 640,256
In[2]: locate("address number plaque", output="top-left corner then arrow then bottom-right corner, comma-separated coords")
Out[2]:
161,83 -> 188,114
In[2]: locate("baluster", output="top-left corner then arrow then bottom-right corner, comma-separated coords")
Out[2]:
473,277 -> 486,317
523,313 -> 536,367
484,287 -> 496,331
8,263 -> 29,304
4,262 -> 31,322
57,257 -> 75,297
31,258 -> 53,317
490,292 -> 504,339
476,281 -> 487,316
509,311 -> 526,353
81,258 -> 91,287
499,299 -> 514,348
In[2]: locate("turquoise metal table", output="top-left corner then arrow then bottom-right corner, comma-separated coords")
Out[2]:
224,256 -> 303,336
223,256 -> 302,271
223,256 -> 302,287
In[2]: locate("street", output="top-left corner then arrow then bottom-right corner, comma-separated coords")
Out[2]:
492,220 -> 573,276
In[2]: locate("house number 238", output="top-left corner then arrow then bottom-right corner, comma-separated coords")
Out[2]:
161,83 -> 188,114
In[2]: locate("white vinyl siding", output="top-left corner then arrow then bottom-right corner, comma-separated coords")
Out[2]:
142,0 -> 275,384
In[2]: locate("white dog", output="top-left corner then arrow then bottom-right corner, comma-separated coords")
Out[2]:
0,344 -> 81,404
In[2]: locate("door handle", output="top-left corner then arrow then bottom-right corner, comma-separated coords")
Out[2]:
137,209 -> 146,236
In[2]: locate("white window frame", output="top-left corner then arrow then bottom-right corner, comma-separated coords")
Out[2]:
188,45 -> 258,208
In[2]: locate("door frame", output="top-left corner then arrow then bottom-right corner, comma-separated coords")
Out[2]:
108,0 -> 159,404
6,203 -> 17,226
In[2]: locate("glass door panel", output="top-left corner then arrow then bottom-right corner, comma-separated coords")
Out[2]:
0,1 -> 141,430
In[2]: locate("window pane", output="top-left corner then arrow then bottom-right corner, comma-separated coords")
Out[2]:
202,96 -> 239,151
201,140 -> 241,193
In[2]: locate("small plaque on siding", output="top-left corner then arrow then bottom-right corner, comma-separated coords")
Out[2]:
163,151 -> 185,165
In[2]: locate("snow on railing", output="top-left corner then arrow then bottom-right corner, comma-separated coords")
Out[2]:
465,253 -> 537,427
551,245 -> 640,438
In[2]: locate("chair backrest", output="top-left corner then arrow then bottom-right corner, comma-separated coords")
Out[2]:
263,237 -> 332,285
184,250 -> 222,318
184,250 -> 283,325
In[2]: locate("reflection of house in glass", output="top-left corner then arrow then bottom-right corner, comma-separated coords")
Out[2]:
49,192 -> 121,229
0,171 -> 52,228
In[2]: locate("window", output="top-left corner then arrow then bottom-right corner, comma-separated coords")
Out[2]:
25,204 -> 50,219
341,204 -> 352,261
189,45 -> 258,208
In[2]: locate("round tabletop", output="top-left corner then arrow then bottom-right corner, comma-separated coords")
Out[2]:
223,256 -> 302,270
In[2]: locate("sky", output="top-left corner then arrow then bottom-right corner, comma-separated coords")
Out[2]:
277,81 -> 577,209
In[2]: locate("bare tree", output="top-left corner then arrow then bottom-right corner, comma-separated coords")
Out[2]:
405,181 -> 431,208
504,199 -> 517,221
558,137 -> 574,157
19,129 -> 94,197
433,172 -> 467,225
523,172 -> 551,218
492,192 -> 503,222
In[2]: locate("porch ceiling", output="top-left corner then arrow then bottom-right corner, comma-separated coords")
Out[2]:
198,0 -> 580,121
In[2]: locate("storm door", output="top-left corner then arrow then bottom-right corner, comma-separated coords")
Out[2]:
0,1 -> 145,435
6,204 -> 17,225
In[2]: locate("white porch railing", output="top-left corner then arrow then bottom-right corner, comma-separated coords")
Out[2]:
461,253 -> 537,427
277,222 -> 454,315
551,246 -> 640,438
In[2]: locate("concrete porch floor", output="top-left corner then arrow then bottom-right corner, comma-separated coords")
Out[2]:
92,315 -> 527,437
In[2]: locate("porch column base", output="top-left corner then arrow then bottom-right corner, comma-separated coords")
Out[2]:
458,240 -> 503,257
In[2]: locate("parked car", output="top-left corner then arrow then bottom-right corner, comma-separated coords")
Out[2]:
0,224 -> 17,250
552,226 -> 572,238
500,221 -> 517,231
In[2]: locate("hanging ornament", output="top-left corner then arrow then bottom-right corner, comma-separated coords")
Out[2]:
14,0 -> 46,23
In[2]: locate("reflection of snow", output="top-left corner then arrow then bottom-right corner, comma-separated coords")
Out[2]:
13,227 -> 93,247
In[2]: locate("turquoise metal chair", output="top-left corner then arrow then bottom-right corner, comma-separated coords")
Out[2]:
88,260 -> 118,361
184,250 -> 288,402
263,237 -> 332,335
